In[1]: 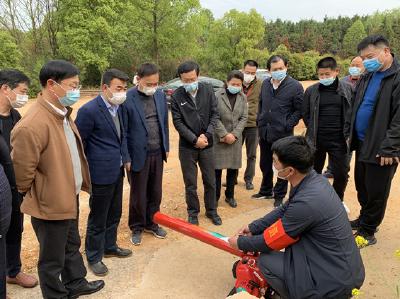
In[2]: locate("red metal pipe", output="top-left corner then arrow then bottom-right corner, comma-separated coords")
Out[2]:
153,212 -> 243,257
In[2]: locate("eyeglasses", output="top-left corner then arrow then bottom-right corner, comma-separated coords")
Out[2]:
52,80 -> 81,91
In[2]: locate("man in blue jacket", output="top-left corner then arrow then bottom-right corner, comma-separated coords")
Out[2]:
229,136 -> 364,299
253,55 -> 304,207
76,69 -> 132,276
122,63 -> 169,246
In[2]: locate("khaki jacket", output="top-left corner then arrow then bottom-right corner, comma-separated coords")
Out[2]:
11,94 -> 90,220
244,79 -> 262,127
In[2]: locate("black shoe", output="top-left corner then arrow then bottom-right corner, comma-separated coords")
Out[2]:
354,230 -> 377,248
104,247 -> 132,258
245,182 -> 254,190
323,171 -> 334,179
188,215 -> 199,225
69,280 -> 105,299
225,197 -> 237,208
350,218 -> 360,230
88,261 -> 108,277
252,193 -> 273,199
206,213 -> 222,226
273,198 -> 283,208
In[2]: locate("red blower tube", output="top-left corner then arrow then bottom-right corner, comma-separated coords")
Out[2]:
153,212 -> 243,257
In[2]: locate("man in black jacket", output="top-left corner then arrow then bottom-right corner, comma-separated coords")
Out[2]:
347,35 -> 400,247
253,55 -> 303,207
171,61 -> 222,226
0,162 -> 12,299
0,70 -> 38,288
302,57 -> 352,211
229,136 -> 364,299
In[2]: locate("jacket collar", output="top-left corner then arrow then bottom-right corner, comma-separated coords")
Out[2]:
37,93 -> 73,121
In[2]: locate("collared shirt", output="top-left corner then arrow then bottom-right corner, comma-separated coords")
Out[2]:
101,95 -> 119,117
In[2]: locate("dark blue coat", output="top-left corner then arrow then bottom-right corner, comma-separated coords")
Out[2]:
122,87 -> 169,172
257,76 -> 304,143
75,95 -> 129,185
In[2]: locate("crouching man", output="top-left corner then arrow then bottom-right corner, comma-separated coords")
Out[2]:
228,136 -> 364,299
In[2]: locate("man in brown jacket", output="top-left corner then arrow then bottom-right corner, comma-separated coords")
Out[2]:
240,60 -> 263,190
11,60 -> 104,299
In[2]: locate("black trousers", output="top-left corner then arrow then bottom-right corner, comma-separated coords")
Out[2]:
31,216 -> 87,299
179,146 -> 217,217
326,152 -> 353,174
241,127 -> 258,183
85,169 -> 123,264
355,154 -> 397,235
0,206 -> 11,299
215,169 -> 238,200
6,209 -> 23,277
258,251 -> 289,299
314,138 -> 349,200
259,138 -> 288,200
129,152 -> 163,232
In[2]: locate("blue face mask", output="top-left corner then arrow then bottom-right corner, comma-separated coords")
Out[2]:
59,90 -> 80,107
363,57 -> 383,73
348,67 -> 362,77
183,81 -> 198,93
319,77 -> 335,86
271,69 -> 287,81
227,86 -> 241,94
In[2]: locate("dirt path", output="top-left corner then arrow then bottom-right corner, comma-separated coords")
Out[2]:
7,89 -> 400,299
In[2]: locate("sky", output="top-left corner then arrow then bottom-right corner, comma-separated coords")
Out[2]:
199,0 -> 400,21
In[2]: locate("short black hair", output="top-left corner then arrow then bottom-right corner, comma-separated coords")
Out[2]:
243,60 -> 259,69
39,60 -> 79,87
271,136 -> 314,174
137,63 -> 159,78
177,60 -> 200,77
0,69 -> 30,89
267,55 -> 288,70
102,69 -> 129,86
227,70 -> 244,82
357,35 -> 390,52
317,57 -> 337,70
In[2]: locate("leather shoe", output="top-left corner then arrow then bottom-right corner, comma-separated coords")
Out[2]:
188,215 -> 199,225
225,197 -> 237,208
104,247 -> 132,258
245,182 -> 254,190
206,213 -> 222,226
88,261 -> 108,276
7,272 -> 38,288
69,280 -> 105,299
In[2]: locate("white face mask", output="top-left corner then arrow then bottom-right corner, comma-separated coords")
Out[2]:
141,86 -> 157,96
273,165 -> 291,180
243,73 -> 255,84
109,92 -> 127,105
9,91 -> 29,108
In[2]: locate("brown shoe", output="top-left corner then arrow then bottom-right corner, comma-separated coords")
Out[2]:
7,272 -> 38,288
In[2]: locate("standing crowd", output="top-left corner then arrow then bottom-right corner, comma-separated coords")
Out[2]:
0,34 -> 399,299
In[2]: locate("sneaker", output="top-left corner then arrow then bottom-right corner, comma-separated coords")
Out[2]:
6,272 -> 38,288
131,231 -> 142,246
251,193 -> 273,200
88,261 -> 108,276
354,231 -> 377,248
144,227 -> 167,239
225,197 -> 237,208
342,202 -> 350,214
323,171 -> 334,179
350,218 -> 360,230
273,198 -> 283,208
188,215 -> 199,225
245,182 -> 254,190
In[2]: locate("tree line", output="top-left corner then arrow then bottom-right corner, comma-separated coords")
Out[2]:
0,0 -> 399,94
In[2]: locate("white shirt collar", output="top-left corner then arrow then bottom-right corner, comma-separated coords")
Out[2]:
46,101 -> 67,116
